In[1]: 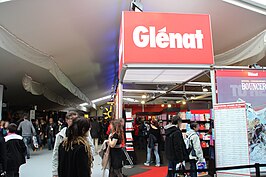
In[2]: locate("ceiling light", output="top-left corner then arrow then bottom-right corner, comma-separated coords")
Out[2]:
161,104 -> 165,107
142,95 -> 147,99
168,104 -> 172,108
182,101 -> 186,105
123,98 -> 139,103
223,0 -> 266,15
141,100 -> 145,104
79,103 -> 89,107
91,95 -> 112,103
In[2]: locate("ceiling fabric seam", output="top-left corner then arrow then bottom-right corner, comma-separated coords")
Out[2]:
0,24 -> 94,108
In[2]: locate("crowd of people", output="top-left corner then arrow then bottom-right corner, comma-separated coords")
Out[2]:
0,110 -> 206,177
133,116 -> 205,177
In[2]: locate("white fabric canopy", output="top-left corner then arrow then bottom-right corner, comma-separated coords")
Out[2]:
22,74 -> 89,111
215,30 -> 266,66
0,25 -> 94,108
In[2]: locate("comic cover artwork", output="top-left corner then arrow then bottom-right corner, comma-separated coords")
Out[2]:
216,70 -> 266,165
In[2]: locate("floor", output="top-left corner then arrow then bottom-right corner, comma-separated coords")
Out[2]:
20,149 -> 106,177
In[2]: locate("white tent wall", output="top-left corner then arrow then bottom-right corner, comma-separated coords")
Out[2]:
0,25 -> 95,108
215,30 -> 266,66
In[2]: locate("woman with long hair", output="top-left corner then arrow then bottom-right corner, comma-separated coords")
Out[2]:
58,117 -> 93,177
108,119 -> 125,177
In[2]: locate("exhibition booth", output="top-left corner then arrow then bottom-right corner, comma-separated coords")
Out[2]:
116,11 -> 266,177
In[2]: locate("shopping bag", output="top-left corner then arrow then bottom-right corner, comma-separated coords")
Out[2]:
176,162 -> 188,177
32,136 -> 39,149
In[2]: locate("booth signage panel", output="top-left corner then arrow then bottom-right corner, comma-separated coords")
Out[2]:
121,11 -> 214,65
216,70 -> 266,167
214,102 -> 250,177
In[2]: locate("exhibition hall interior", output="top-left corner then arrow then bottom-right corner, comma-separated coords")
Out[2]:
0,0 -> 265,177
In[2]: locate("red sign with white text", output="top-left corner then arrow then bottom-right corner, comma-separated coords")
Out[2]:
120,11 -> 214,65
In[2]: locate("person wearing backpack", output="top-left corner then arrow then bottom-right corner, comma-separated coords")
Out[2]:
186,122 -> 205,177
165,116 -> 188,177
144,119 -> 161,167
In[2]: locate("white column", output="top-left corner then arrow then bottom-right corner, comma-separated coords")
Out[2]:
118,83 -> 123,119
0,85 -> 3,120
210,69 -> 217,106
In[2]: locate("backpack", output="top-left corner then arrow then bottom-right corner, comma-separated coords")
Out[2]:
184,133 -> 196,157
166,130 -> 188,162
140,123 -> 148,137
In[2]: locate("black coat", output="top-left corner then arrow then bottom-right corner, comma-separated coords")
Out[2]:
164,125 -> 188,162
90,121 -> 100,139
46,123 -> 58,138
0,136 -> 7,172
58,143 -> 90,177
4,134 -> 26,171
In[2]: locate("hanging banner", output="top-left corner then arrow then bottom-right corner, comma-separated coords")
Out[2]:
216,70 -> 266,166
119,11 -> 214,68
0,85 -> 3,120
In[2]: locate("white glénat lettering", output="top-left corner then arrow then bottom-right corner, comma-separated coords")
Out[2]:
133,26 -> 204,49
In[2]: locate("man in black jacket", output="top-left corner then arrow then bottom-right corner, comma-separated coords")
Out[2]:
164,116 -> 188,177
4,123 -> 26,177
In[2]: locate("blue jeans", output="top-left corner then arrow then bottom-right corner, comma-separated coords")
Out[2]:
190,160 -> 197,177
146,144 -> 160,165
167,161 -> 178,177
23,136 -> 31,158
47,136 -> 55,150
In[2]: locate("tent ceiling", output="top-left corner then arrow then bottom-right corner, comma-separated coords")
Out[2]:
0,0 -> 265,110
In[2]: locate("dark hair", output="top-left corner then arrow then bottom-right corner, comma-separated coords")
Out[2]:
66,111 -> 79,120
8,123 -> 17,133
172,115 -> 182,125
63,117 -> 92,175
111,120 -> 125,145
151,119 -> 159,127
190,122 -> 199,130
22,112 -> 29,120
66,118 -> 91,142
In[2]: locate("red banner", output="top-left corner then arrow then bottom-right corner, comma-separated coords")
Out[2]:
120,11 -> 214,65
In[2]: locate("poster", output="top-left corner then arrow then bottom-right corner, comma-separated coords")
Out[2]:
214,103 -> 250,177
0,85 -> 3,120
216,70 -> 266,166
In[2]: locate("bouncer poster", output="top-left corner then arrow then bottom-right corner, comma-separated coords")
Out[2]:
216,70 -> 266,165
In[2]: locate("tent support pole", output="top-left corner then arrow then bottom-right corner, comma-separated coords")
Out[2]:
210,69 -> 217,106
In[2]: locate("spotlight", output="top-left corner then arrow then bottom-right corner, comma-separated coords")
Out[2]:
182,95 -> 188,100
182,101 -> 186,105
203,87 -> 208,92
168,104 -> 172,108
131,0 -> 143,12
141,100 -> 145,104
161,104 -> 165,107
142,95 -> 147,99
249,63 -> 262,69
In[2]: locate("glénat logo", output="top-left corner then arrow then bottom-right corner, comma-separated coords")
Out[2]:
133,26 -> 204,49
248,72 -> 259,77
